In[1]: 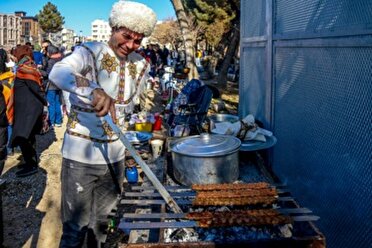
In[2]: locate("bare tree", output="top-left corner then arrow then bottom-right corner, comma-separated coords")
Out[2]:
216,24 -> 240,87
170,0 -> 199,79
151,19 -> 182,49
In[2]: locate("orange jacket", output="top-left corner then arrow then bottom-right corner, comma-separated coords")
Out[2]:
0,71 -> 15,124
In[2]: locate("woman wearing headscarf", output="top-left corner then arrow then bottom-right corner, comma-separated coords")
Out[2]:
0,83 -> 8,175
10,45 -> 46,177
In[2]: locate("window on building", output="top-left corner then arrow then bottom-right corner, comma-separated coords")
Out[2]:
25,22 -> 30,36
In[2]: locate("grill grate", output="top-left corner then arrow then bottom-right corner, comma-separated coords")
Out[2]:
118,184 -> 323,246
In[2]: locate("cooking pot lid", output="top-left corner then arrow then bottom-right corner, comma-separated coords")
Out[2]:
170,133 -> 241,157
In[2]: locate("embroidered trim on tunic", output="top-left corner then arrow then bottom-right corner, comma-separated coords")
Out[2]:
68,105 -> 118,141
81,44 -> 99,82
100,52 -> 119,77
117,61 -> 126,102
74,74 -> 90,87
115,61 -> 149,105
127,61 -> 137,80
80,44 -> 149,106
71,105 -> 95,113
101,121 -> 115,138
67,109 -> 79,129
66,129 -> 119,143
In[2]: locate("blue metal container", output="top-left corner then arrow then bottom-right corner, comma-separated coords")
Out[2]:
125,166 -> 138,184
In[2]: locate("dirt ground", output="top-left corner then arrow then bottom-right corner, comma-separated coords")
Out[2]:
0,80 -> 239,248
2,124 -> 64,248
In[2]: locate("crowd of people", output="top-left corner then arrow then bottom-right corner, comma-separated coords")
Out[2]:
0,39 -> 70,177
139,43 -> 193,79
0,38 -> 199,177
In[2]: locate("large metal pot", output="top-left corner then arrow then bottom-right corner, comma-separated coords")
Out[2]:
169,134 -> 241,186
208,114 -> 239,133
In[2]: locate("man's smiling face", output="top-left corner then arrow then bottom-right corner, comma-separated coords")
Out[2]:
109,27 -> 144,59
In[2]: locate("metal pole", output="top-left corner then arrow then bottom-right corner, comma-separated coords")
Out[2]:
105,116 -> 184,214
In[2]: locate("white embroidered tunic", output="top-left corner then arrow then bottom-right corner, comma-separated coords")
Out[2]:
49,42 -> 150,164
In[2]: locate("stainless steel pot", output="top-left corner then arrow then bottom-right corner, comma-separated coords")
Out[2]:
208,114 -> 239,133
169,134 -> 241,186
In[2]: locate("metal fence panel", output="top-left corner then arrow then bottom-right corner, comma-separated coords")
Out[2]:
273,46 -> 372,248
275,0 -> 372,37
240,1 -> 372,247
241,0 -> 266,38
239,45 -> 267,122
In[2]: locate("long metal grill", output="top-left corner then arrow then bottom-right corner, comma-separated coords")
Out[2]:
118,184 -> 323,246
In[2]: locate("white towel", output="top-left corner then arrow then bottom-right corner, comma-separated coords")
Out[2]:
212,114 -> 273,142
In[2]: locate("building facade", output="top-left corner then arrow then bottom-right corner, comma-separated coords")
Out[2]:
15,11 -> 42,45
0,13 -> 22,49
91,19 -> 110,42
61,28 -> 75,51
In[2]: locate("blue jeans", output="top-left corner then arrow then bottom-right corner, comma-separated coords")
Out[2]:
7,125 -> 12,148
46,90 -> 62,125
0,125 -> 7,175
60,158 -> 124,248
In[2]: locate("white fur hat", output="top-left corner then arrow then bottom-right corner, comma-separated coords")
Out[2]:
109,1 -> 157,37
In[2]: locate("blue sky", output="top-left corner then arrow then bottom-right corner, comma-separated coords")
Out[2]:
0,0 -> 176,36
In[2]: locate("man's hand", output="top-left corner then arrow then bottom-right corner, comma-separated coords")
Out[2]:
91,89 -> 116,121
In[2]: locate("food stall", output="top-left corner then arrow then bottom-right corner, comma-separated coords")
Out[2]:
103,108 -> 325,247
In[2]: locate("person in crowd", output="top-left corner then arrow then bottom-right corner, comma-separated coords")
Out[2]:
154,44 -> 165,77
49,1 -> 156,246
0,47 -> 8,73
195,49 -> 202,67
33,44 -> 43,68
40,45 -> 63,127
137,47 -> 146,60
144,44 -> 151,62
146,44 -> 157,77
26,42 -> 42,67
179,49 -> 186,67
171,49 -> 179,67
8,48 -> 18,71
41,40 -> 52,69
0,83 -> 7,175
9,45 -> 45,177
0,47 -> 9,174
0,57 -> 15,157
161,45 -> 169,66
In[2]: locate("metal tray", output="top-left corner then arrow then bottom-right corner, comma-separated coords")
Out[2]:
240,135 -> 277,151
124,131 -> 153,144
